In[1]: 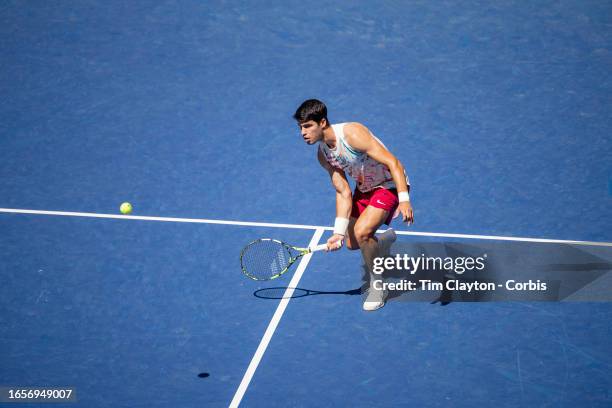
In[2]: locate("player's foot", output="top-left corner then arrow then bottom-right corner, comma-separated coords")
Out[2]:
363,278 -> 388,311
377,228 -> 396,258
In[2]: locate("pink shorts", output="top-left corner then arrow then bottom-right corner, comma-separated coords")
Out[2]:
351,187 -> 399,225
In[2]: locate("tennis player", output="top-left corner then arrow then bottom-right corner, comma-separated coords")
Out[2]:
294,99 -> 414,311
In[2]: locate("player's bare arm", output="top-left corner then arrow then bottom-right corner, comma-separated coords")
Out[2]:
343,123 -> 414,224
317,148 -> 352,250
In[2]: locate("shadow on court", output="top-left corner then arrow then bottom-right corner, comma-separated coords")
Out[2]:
254,287 -> 361,299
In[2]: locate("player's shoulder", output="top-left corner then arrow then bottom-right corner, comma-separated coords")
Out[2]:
343,122 -> 372,146
343,122 -> 369,134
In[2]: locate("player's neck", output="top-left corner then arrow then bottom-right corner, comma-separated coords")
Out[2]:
322,125 -> 336,149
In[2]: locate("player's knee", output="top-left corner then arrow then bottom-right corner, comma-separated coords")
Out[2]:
353,225 -> 373,245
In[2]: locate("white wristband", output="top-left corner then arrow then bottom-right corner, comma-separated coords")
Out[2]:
333,217 -> 350,236
398,191 -> 410,203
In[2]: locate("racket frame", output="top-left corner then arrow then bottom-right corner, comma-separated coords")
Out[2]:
240,239 -> 328,281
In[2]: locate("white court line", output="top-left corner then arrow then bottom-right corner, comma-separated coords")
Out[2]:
0,207 -> 323,230
0,207 -> 611,247
228,228 -> 325,408
392,230 -> 612,247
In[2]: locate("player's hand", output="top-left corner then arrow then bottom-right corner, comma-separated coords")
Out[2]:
399,201 -> 414,225
326,234 -> 344,251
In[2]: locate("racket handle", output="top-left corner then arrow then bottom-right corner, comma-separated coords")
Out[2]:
310,243 -> 329,252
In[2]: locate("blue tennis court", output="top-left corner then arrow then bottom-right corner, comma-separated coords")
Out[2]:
1,1 -> 611,407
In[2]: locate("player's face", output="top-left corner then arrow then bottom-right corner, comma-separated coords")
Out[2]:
298,120 -> 324,145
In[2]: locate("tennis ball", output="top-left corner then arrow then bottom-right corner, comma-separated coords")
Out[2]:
120,202 -> 132,215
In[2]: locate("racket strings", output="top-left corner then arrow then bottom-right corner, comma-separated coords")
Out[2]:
241,240 -> 294,280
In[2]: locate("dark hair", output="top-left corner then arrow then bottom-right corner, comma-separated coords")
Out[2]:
293,99 -> 328,124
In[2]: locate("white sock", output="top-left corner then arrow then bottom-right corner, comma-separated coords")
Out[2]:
376,229 -> 396,258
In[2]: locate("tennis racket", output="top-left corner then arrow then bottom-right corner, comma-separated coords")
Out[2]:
240,239 -> 331,281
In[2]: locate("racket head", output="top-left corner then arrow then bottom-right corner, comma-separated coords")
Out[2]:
240,239 -> 304,281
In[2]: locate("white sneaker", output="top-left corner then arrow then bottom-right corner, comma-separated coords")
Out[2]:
377,228 -> 397,258
363,279 -> 388,311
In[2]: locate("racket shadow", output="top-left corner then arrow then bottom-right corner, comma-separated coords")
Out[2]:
254,287 -> 362,300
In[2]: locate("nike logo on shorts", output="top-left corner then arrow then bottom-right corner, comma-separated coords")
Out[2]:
376,200 -> 386,205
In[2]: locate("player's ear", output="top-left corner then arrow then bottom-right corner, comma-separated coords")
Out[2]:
320,118 -> 328,128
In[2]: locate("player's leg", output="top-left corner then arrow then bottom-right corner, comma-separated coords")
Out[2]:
360,187 -> 398,258
354,206 -> 392,311
346,219 -> 391,252
353,205 -> 389,273
345,187 -> 378,251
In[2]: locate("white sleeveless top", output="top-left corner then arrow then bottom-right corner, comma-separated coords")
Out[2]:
319,123 -> 409,193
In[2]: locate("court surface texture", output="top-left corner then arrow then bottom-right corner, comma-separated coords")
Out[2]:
1,1 -> 611,407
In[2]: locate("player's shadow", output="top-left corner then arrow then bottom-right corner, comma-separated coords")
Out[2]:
254,287 -> 361,300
